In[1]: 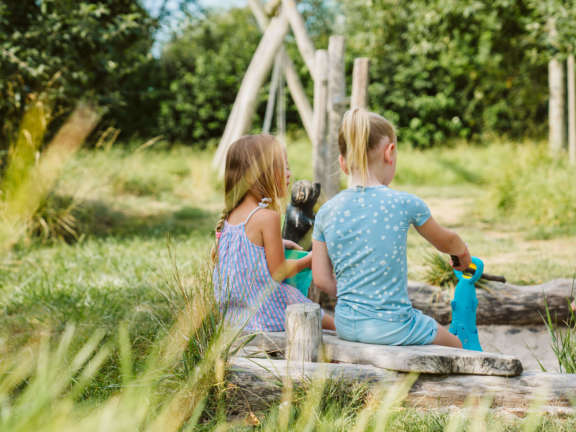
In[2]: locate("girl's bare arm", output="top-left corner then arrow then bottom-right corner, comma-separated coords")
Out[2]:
312,240 -> 337,297
260,210 -> 310,281
415,216 -> 471,271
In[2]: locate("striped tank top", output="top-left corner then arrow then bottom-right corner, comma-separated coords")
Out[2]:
213,200 -> 313,332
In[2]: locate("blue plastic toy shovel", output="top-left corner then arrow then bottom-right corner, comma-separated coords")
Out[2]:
449,256 -> 484,351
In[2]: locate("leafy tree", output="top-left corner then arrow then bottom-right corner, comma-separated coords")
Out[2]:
339,0 -> 576,147
0,0 -> 157,148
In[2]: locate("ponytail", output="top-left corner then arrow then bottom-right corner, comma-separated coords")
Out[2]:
338,108 -> 396,186
340,108 -> 371,186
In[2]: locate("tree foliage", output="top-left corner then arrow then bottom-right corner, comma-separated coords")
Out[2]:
0,0 -> 156,148
156,7 -> 262,145
340,0 -> 576,147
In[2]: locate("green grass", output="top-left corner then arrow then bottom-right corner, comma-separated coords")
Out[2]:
2,135 -> 576,429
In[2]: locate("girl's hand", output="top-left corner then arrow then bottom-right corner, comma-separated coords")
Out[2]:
283,239 -> 303,250
450,248 -> 471,272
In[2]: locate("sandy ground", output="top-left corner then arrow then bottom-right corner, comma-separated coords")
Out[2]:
478,325 -> 561,372
414,193 -> 571,373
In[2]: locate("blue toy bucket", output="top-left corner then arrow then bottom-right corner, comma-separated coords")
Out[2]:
284,249 -> 312,297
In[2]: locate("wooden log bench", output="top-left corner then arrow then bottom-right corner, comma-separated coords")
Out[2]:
229,304 -> 576,415
240,304 -> 523,376
228,357 -> 576,416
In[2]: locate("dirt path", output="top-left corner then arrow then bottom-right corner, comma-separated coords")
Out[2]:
406,188 -> 576,285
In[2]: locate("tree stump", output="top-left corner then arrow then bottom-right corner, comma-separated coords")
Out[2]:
285,304 -> 322,366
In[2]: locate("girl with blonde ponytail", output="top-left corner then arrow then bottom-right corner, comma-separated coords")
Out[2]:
213,134 -> 335,332
312,109 -> 470,347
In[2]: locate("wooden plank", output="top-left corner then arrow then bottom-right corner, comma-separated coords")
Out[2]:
229,357 -> 576,416
312,50 -> 329,189
351,57 -> 370,109
322,334 -> 522,376
243,331 -> 523,376
283,0 -> 316,80
249,0 -> 314,141
568,54 -> 575,165
325,36 -> 346,198
213,10 -> 290,172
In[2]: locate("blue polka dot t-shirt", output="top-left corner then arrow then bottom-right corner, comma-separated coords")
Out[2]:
313,185 -> 431,321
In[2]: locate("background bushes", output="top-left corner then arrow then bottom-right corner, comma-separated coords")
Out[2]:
3,0 -> 576,149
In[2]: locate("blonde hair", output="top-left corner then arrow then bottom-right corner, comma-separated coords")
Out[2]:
338,108 -> 396,186
214,134 -> 287,237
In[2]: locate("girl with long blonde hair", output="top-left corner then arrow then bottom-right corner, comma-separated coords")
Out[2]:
312,109 -> 469,347
213,134 -> 335,331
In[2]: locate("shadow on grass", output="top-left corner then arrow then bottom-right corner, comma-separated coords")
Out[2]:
437,158 -> 484,185
74,199 -> 218,241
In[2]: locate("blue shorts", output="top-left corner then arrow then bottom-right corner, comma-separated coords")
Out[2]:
335,303 -> 438,346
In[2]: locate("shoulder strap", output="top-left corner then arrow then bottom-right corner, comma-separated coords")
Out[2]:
243,197 -> 271,225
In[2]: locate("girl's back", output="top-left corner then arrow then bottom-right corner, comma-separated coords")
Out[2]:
314,185 -> 430,321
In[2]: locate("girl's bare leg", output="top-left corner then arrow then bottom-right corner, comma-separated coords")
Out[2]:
432,324 -> 462,348
322,313 -> 336,330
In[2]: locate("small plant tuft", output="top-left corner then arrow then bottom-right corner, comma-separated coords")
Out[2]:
421,252 -> 457,289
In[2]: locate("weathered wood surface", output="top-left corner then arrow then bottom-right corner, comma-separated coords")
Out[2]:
568,53 -> 575,165
312,49 -> 329,190
228,357 -> 576,416
213,9 -> 290,171
351,58 -> 370,109
283,0 -> 317,80
325,35 -> 346,199
285,303 -> 322,363
548,18 -> 565,153
317,279 -> 574,326
248,0 -> 314,140
243,331 -> 522,376
407,279 -> 574,326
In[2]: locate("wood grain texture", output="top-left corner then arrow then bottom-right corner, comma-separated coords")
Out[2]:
285,303 -> 322,363
407,279 -> 574,326
351,58 -> 370,109
228,357 -> 576,415
242,331 -> 523,376
312,49 -> 329,189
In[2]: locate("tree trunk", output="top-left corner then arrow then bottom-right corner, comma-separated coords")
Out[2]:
248,0 -> 314,141
568,54 -> 575,165
282,0 -> 316,80
548,18 -> 565,154
325,36 -> 346,198
213,10 -> 290,172
312,50 -> 329,189
351,58 -> 370,109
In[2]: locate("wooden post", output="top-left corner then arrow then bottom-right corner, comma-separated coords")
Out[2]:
282,0 -> 316,80
325,36 -> 346,198
568,54 -> 575,165
248,0 -> 314,141
548,18 -> 565,154
285,303 -> 322,365
213,10 -> 290,171
312,50 -> 328,190
351,58 -> 370,109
